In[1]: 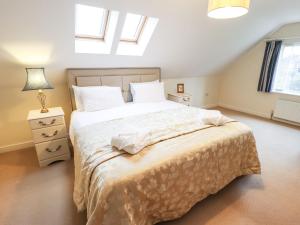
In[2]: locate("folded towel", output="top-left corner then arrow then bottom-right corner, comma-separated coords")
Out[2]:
111,109 -> 234,154
111,120 -> 204,154
201,110 -> 232,126
112,131 -> 149,154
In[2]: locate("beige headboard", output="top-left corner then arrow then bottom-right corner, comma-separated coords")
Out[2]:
67,67 -> 161,110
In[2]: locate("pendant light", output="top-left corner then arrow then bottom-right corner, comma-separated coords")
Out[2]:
208,0 -> 250,19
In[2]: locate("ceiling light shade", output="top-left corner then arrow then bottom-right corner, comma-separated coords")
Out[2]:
208,0 -> 250,19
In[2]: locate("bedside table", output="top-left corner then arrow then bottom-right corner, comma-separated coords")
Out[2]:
27,107 -> 70,167
168,93 -> 192,106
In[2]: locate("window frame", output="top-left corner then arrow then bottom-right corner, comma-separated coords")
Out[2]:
120,15 -> 148,43
75,5 -> 110,41
116,15 -> 159,56
74,4 -> 119,55
271,40 -> 300,96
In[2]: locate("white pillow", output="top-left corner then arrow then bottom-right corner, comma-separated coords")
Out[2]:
130,80 -> 159,99
130,81 -> 166,103
73,86 -> 125,112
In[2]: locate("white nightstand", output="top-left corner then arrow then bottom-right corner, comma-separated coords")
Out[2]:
27,107 -> 70,167
168,93 -> 192,106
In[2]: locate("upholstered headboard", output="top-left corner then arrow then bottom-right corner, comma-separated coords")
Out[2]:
67,67 -> 161,110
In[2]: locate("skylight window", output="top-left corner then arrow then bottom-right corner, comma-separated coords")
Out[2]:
117,13 -> 159,56
120,14 -> 147,42
75,4 -> 119,54
75,5 -> 108,39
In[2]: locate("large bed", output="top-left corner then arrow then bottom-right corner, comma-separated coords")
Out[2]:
67,68 -> 261,225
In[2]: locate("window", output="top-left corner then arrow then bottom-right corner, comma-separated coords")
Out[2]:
74,5 -> 158,56
75,4 -> 119,54
272,41 -> 300,95
75,5 -> 108,40
120,14 -> 147,43
116,13 -> 159,56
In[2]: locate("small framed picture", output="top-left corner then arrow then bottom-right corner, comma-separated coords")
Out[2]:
177,83 -> 184,93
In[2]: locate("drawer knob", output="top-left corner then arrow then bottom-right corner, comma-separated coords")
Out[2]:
39,119 -> 56,126
45,145 -> 62,153
41,130 -> 58,138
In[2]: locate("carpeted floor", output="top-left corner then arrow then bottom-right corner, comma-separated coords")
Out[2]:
1,108 -> 300,225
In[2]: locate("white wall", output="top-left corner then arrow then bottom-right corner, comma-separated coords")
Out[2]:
218,23 -> 300,118
3,0 -> 299,78
163,76 -> 220,108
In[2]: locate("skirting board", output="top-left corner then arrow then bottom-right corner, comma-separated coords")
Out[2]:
272,116 -> 300,127
201,103 -> 218,109
218,103 -> 271,119
0,141 -> 34,154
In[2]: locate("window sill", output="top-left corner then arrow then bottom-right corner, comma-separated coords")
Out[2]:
271,90 -> 300,97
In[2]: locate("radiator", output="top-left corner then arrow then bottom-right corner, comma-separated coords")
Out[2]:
272,99 -> 300,125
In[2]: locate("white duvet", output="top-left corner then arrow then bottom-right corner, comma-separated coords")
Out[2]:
69,101 -> 185,144
70,101 -> 232,155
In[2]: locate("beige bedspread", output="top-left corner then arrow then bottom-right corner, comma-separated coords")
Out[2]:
73,107 -> 261,225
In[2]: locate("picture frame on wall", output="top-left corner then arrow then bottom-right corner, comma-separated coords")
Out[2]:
177,83 -> 184,93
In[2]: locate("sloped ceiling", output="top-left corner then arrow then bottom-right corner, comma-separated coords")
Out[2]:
0,0 -> 300,81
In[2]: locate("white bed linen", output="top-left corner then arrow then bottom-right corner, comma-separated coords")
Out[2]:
111,110 -> 232,154
69,100 -> 186,145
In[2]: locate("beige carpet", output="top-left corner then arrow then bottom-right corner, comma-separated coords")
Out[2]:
1,108 -> 300,225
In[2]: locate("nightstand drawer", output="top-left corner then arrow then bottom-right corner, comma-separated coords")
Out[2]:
179,98 -> 191,105
36,138 -> 69,160
182,96 -> 190,102
39,153 -> 71,167
29,116 -> 64,130
32,124 -> 67,143
168,93 -> 191,106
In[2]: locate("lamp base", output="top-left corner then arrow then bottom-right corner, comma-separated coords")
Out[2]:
40,108 -> 49,113
37,90 -> 49,113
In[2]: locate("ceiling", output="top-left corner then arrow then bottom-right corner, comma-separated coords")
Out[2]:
0,0 -> 300,81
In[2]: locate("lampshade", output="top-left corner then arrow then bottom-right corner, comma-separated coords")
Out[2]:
22,68 -> 53,91
208,0 -> 250,19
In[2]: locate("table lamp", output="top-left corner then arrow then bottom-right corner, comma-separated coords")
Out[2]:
22,68 -> 53,113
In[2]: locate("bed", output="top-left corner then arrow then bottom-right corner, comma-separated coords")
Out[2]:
67,68 -> 261,225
